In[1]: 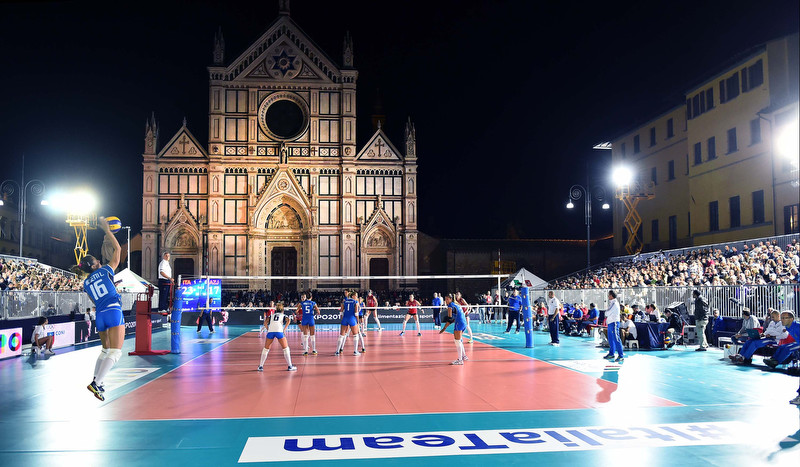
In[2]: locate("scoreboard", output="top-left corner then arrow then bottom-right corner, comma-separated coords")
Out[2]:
178,278 -> 222,313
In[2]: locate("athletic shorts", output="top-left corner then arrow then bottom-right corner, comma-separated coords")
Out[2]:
95,305 -> 124,332
341,316 -> 357,327
301,317 -> 315,326
266,332 -> 285,340
407,311 -> 417,316
454,321 -> 467,332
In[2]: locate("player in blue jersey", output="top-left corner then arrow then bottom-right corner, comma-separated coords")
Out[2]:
336,291 -> 363,355
296,292 -> 320,356
78,217 -> 122,401
439,293 -> 468,364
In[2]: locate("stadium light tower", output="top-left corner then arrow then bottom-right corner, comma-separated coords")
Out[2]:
47,190 -> 98,265
0,156 -> 46,257
613,164 -> 654,255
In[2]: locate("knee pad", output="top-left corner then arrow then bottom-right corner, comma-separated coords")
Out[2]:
106,348 -> 122,365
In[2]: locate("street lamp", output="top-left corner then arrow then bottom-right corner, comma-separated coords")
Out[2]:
1,161 -> 46,257
567,183 -> 608,271
121,226 -> 131,270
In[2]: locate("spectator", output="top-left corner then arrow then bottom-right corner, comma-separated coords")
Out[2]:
731,307 -> 760,345
731,310 -> 788,364
577,303 -> 599,334
711,309 -> 724,346
619,312 -> 638,346
764,311 -> 800,377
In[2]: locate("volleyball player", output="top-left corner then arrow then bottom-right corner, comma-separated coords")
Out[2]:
258,302 -> 297,371
336,291 -> 363,355
455,292 -> 474,343
297,292 -> 320,356
400,293 -> 422,336
357,295 -> 367,337
79,217 -> 123,401
439,294 -> 468,364
363,290 -> 382,331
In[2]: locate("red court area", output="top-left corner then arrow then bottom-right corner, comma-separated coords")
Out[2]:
99,331 -> 679,420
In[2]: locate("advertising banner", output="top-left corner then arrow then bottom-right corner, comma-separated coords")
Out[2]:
0,327 -> 23,359
43,322 -> 75,349
181,309 -> 437,326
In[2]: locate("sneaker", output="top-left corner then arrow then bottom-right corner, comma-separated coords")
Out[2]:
417,332 -> 422,337
465,339 -> 472,344
87,382 -> 104,401
257,366 -> 263,371
312,350 -> 318,355
97,384 -> 105,393
451,359 -> 464,365
399,332 -> 404,336
764,358 -> 778,368
615,356 -> 625,363
515,330 -> 520,334
503,331 -> 510,334
552,343 -> 559,347
378,328 -> 383,332
210,329 -> 215,334
197,330 -> 201,333
334,351 -> 340,356
45,349 -> 55,355
287,365 -> 297,371
728,355 -> 738,361
360,348 -> 366,353
695,347 -> 707,351
303,351 -> 308,356
603,354 -> 615,359
790,395 -> 800,405
461,355 -> 469,361
353,351 -> 359,356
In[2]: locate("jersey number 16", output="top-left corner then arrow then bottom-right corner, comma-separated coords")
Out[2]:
89,280 -> 109,300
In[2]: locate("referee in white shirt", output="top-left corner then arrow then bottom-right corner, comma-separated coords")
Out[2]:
157,251 -> 173,313
546,291 -> 562,346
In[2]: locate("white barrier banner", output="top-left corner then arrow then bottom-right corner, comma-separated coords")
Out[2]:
44,322 -> 75,349
239,421 -> 747,463
0,328 -> 23,359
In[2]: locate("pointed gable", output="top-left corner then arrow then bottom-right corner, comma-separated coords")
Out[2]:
356,129 -> 403,161
165,198 -> 201,249
221,16 -> 341,84
364,199 -> 396,233
158,124 -> 207,159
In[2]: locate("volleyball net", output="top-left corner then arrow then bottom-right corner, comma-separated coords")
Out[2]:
176,273 -> 523,326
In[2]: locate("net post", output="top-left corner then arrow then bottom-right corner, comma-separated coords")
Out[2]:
520,285 -> 533,348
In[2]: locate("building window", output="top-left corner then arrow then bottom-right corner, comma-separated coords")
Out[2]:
649,127 -> 656,147
785,204 -> 800,234
726,73 -> 740,101
748,59 -> 764,88
741,67 -> 749,92
667,118 -> 674,138
686,99 -> 692,120
223,234 -> 247,275
692,94 -> 701,118
223,199 -> 247,224
224,174 -> 247,195
318,175 -> 339,195
651,219 -> 659,242
633,135 -> 640,154
706,88 -> 714,110
651,167 -> 657,185
750,119 -> 761,145
694,142 -> 702,165
719,80 -> 727,103
225,90 -> 247,113
319,235 -> 340,276
709,201 -> 719,232
729,196 -> 740,228
318,200 -> 340,225
707,136 -> 716,160
225,118 -> 247,142
668,215 -> 677,248
319,92 -> 340,115
727,127 -> 737,153
752,190 -> 765,224
620,143 -> 626,157
668,160 -> 675,180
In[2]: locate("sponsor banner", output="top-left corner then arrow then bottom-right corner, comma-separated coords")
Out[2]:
44,322 -> 75,349
182,310 -> 435,326
74,318 -> 100,344
239,421 -> 747,463
123,314 -> 167,336
0,327 -> 23,359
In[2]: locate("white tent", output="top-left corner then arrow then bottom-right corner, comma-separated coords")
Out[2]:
114,268 -> 152,293
497,267 -> 548,292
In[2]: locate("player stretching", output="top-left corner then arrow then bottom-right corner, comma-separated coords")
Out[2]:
455,292 -> 474,343
439,294 -> 468,364
336,291 -> 363,355
400,293 -> 422,336
79,217 -> 123,401
297,292 -> 320,356
258,302 -> 297,372
364,290 -> 382,331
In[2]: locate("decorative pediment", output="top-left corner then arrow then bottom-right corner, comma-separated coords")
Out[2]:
356,129 -> 403,161
221,16 -> 340,84
158,124 -> 207,159
362,202 -> 396,249
252,167 -> 312,231
164,200 -> 201,251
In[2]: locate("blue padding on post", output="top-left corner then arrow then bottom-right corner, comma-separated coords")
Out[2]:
170,294 -> 183,354
520,286 -> 533,348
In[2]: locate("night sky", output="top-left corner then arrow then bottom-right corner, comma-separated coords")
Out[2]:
1,0 -> 797,250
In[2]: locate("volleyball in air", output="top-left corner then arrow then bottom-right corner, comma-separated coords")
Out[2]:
106,216 -> 122,233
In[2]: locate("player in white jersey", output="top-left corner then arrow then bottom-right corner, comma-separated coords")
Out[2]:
258,302 -> 297,372
455,292 -> 474,344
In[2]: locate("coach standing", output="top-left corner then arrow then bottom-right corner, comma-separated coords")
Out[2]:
692,289 -> 709,351
546,290 -> 562,346
505,289 -> 522,333
158,251 -> 173,313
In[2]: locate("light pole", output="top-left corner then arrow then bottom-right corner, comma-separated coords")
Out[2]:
0,157 -> 46,257
566,183 -> 608,271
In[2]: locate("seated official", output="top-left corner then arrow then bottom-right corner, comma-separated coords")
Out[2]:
563,306 -> 583,335
732,310 -> 788,364
664,308 -> 683,347
31,317 -> 55,356
764,311 -> 800,368
577,303 -> 600,334
646,303 -> 661,322
711,308 -> 724,346
619,312 -> 638,345
731,307 -> 761,345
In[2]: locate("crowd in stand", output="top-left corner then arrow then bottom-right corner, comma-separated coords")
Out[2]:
0,257 -> 82,292
550,239 -> 800,289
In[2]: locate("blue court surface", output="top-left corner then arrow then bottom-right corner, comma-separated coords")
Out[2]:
1,322 -> 799,466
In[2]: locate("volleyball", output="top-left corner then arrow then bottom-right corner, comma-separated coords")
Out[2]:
106,216 -> 122,233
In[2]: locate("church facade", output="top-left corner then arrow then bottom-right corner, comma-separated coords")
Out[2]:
141,3 -> 418,290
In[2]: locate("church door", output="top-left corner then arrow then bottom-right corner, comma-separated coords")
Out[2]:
174,258 -> 195,280
271,247 -> 297,293
369,258 -> 389,292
